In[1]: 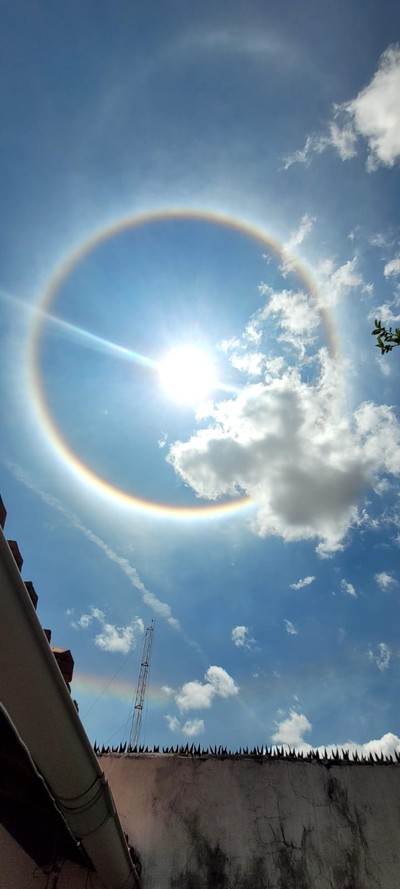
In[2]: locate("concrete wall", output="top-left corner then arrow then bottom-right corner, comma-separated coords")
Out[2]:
0,824 -> 103,889
101,753 -> 400,889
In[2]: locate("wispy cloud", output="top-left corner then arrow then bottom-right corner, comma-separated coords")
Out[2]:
72,606 -> 144,654
231,626 -> 256,649
375,571 -> 396,590
290,575 -> 315,590
280,214 -> 316,274
4,462 -> 180,629
284,619 -> 298,635
367,642 -> 391,671
341,579 -> 357,597
283,45 -> 400,172
384,257 -> 400,278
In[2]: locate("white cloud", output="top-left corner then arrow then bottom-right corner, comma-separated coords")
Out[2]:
223,253 -> 363,365
384,257 -> 400,278
230,351 -> 266,377
367,642 -> 391,671
343,45 -> 400,171
182,718 -> 205,737
73,606 -> 144,655
271,710 -> 400,758
161,685 -> 175,697
290,575 -> 315,590
231,626 -> 256,649
337,733 -> 400,759
257,286 -> 319,352
280,215 -> 316,274
341,579 -> 357,597
95,619 -> 143,654
175,680 -> 215,712
283,45 -> 400,172
272,710 -> 311,746
167,356 -> 400,554
284,619 -> 298,635
165,715 -> 206,737
174,666 -> 239,712
206,665 -> 239,698
165,715 -> 180,732
375,571 -> 396,590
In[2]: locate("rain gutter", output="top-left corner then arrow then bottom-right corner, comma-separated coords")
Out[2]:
0,526 -> 140,889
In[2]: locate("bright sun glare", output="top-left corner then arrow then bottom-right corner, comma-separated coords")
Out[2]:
158,345 -> 216,405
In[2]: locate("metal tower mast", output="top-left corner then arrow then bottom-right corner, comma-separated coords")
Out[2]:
129,620 -> 154,748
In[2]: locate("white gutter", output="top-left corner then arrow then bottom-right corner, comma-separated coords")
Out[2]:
0,527 -> 140,889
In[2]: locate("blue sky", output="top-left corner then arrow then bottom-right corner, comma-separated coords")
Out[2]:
1,0 -> 400,755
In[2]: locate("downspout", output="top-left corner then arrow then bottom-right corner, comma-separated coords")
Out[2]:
0,527 -> 140,889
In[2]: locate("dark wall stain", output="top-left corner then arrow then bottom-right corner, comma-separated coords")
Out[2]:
170,815 -> 271,889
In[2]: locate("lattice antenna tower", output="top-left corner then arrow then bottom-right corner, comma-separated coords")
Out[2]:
129,620 -> 155,748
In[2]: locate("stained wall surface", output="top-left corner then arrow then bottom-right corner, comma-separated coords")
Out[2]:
101,753 -> 400,889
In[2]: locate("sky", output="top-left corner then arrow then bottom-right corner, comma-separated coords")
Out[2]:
1,0 -> 400,755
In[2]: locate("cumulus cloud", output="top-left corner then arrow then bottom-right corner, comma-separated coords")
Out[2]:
231,626 -> 256,649
73,606 -> 144,655
167,354 -> 400,554
284,619 -> 298,635
175,680 -> 215,711
283,45 -> 400,172
172,666 -> 239,713
272,710 -> 311,746
290,575 -> 315,590
341,579 -> 357,597
271,710 -> 400,758
165,715 -> 205,737
367,642 -> 391,671
375,571 -> 396,590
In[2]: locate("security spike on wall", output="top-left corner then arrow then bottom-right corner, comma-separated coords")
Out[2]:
93,742 -> 400,765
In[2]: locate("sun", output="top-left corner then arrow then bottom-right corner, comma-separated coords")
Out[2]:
158,345 -> 217,405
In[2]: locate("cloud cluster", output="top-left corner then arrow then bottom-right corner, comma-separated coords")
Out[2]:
284,45 -> 400,172
163,666 -> 239,737
168,360 -> 400,554
73,606 -> 144,654
231,626 -> 256,649
272,710 -> 400,758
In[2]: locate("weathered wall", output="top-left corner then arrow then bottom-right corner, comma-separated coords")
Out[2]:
0,824 -> 103,889
101,753 -> 400,889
